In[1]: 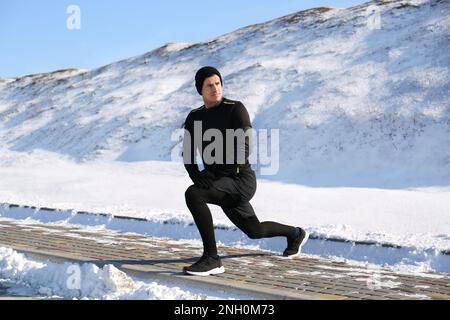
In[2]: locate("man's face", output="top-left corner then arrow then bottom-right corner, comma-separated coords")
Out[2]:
201,75 -> 223,106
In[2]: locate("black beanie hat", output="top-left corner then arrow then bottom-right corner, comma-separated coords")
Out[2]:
195,66 -> 223,95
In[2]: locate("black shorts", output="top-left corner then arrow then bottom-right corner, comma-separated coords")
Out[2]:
211,168 -> 257,217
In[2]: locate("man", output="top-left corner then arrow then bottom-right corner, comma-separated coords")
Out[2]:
182,66 -> 308,276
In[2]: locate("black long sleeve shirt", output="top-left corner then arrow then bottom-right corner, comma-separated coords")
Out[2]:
183,97 -> 252,178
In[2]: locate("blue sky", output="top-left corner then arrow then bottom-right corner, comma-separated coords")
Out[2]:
0,0 -> 367,78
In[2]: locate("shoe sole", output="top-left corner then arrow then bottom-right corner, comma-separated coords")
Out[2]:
184,266 -> 225,276
283,230 -> 310,259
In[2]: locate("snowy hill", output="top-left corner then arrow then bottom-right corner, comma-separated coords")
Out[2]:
1,0 -> 450,281
0,0 -> 449,188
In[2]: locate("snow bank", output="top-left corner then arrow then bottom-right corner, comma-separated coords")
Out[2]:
0,150 -> 449,254
0,246 -> 229,299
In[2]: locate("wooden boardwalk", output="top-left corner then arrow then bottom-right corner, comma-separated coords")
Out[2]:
0,218 -> 449,300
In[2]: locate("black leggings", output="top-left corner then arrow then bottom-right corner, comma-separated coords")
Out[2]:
185,184 -> 296,257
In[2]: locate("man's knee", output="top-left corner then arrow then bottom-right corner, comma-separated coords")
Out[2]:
185,185 -> 201,204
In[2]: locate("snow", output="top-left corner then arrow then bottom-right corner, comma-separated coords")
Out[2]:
0,149 -> 449,255
0,0 -> 449,299
0,246 -> 245,300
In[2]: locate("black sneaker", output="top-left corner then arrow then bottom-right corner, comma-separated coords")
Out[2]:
283,227 -> 309,258
183,255 -> 225,276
